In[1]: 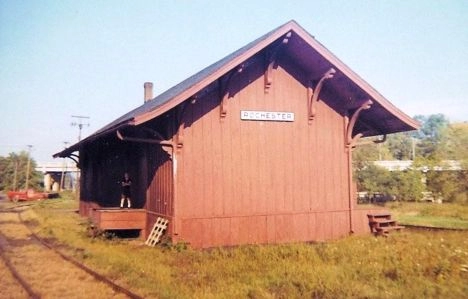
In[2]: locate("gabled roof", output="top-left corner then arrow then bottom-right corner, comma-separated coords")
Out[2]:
54,20 -> 419,158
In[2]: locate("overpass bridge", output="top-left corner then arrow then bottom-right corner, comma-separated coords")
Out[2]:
36,162 -> 79,191
36,162 -> 79,173
373,160 -> 462,172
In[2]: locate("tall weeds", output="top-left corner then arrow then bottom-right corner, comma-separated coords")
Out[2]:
29,197 -> 468,298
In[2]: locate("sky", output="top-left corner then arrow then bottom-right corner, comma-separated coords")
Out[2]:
1,0 -> 467,163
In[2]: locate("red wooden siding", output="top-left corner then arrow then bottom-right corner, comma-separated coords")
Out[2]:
145,144 -> 174,236
146,145 -> 173,216
176,61 -> 351,247
91,209 -> 146,231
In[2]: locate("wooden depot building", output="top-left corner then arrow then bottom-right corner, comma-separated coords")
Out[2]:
54,20 -> 419,248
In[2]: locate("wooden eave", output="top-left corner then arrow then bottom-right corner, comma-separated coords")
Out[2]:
132,20 -> 418,132
53,20 -> 419,159
52,120 -> 131,158
289,25 -> 420,132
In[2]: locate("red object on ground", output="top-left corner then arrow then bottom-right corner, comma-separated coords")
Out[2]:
6,190 -> 58,202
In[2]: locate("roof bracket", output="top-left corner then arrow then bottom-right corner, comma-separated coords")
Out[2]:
116,129 -> 174,157
116,130 -> 172,146
141,126 -> 166,141
354,134 -> 387,147
346,99 -> 373,148
176,102 -> 189,149
264,32 -> 291,94
69,154 -> 80,169
219,65 -> 243,119
373,134 -> 387,144
307,68 -> 336,123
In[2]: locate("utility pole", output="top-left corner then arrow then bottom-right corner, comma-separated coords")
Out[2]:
25,145 -> 33,190
12,158 -> 18,191
71,115 -> 90,141
70,116 -> 89,200
60,141 -> 69,190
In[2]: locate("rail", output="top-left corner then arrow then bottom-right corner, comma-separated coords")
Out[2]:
0,205 -> 143,299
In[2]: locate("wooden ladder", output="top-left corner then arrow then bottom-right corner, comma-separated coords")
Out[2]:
145,217 -> 169,246
367,213 -> 404,236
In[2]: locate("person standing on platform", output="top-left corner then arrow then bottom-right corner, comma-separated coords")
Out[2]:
120,172 -> 132,208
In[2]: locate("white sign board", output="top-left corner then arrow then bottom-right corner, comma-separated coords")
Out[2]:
240,110 -> 295,122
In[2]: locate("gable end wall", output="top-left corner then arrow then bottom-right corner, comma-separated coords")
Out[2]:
174,63 -> 351,248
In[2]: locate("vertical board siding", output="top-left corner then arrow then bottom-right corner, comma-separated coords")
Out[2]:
175,62 -> 352,248
147,145 -> 173,217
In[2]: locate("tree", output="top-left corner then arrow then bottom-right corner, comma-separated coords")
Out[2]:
355,164 -> 392,195
390,169 -> 425,201
413,114 -> 449,158
414,114 -> 449,141
426,170 -> 467,204
353,114 -> 467,204
0,151 -> 42,191
355,164 -> 425,202
424,122 -> 468,204
435,122 -> 468,161
386,133 -> 413,160
352,139 -> 393,168
426,161 -> 468,205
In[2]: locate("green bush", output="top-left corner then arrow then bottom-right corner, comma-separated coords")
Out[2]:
426,170 -> 468,204
391,169 -> 425,201
356,164 -> 425,201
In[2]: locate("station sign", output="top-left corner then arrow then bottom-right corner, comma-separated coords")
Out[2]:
240,110 -> 295,122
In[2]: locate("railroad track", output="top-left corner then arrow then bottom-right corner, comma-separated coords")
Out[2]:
0,202 -> 35,211
0,205 -> 143,299
403,224 -> 467,231
0,243 -> 39,298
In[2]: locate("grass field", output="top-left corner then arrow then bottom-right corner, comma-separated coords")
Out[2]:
389,202 -> 468,229
14,195 -> 468,298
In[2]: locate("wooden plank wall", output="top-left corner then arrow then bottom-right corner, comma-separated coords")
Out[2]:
176,61 -> 351,248
145,144 -> 174,237
95,210 -> 146,230
146,144 -> 173,216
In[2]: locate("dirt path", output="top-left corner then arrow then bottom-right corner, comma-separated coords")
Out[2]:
0,205 -> 129,299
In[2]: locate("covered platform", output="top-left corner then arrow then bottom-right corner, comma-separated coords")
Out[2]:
82,202 -> 147,237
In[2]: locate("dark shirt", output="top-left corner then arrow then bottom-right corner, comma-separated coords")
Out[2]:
121,178 -> 132,197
